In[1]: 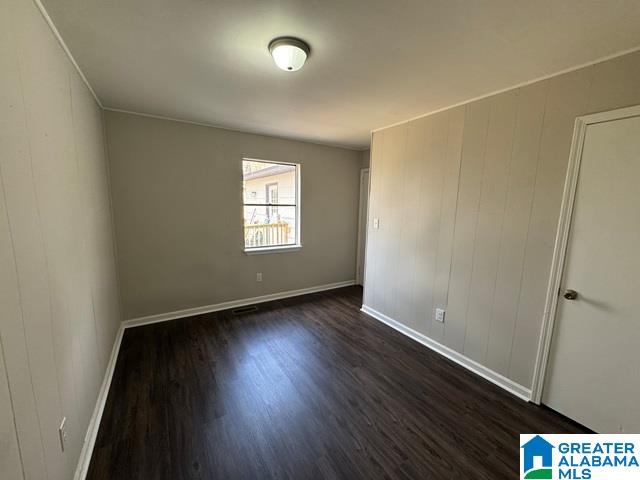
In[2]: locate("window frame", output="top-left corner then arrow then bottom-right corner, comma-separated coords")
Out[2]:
242,157 -> 301,254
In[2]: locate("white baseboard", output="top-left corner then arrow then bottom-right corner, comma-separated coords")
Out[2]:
124,280 -> 356,328
73,323 -> 125,480
73,279 -> 355,478
360,305 -> 531,401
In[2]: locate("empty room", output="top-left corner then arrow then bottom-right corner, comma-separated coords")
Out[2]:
2,0 -> 640,479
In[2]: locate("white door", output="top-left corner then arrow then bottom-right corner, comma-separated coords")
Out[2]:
356,169 -> 370,286
543,110 -> 640,433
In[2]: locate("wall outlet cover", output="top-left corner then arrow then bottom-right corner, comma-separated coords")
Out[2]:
435,308 -> 446,323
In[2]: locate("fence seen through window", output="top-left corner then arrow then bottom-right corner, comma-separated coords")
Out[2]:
242,159 -> 299,249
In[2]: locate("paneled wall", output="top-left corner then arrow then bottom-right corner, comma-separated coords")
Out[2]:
0,0 -> 121,478
364,50 -> 640,391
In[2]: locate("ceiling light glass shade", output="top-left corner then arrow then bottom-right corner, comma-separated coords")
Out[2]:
269,38 -> 310,72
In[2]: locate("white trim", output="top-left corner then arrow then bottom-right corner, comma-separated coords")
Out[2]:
32,0 -> 102,108
244,245 -> 302,255
73,323 -> 124,479
242,157 -> 301,251
530,104 -> 640,404
124,280 -> 355,328
361,305 -> 532,401
355,168 -> 370,285
296,161 -> 302,249
242,156 -> 299,167
103,108 -> 366,151
74,279 -> 355,478
371,45 -> 640,134
28,0 -> 640,150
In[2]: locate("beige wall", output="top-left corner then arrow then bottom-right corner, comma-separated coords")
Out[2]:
364,50 -> 640,391
0,0 -> 121,478
105,111 -> 362,319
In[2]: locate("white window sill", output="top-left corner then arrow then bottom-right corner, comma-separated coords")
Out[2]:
243,245 -> 302,255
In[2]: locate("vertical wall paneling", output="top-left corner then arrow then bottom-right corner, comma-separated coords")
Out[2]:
0,1 -> 49,477
462,91 -> 518,364
508,67 -> 593,386
381,125 -> 408,318
393,118 -> 426,330
2,0 -> 67,474
429,107 -> 464,343
0,335 -> 24,479
364,51 -> 640,393
444,98 -> 491,353
0,0 -> 122,478
407,114 -> 448,335
485,81 -> 548,376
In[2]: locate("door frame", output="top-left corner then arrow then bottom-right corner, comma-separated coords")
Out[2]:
530,104 -> 640,404
356,168 -> 370,285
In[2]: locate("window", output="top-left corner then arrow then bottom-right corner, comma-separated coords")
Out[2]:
242,159 -> 300,251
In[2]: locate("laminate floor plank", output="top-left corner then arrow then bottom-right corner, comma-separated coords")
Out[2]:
87,286 -> 587,479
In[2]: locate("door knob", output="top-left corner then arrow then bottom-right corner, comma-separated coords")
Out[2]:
563,289 -> 578,300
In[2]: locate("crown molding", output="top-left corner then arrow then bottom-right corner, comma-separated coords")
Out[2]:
32,0 -> 102,107
103,107 -> 368,151
31,0 -> 368,150
371,45 -> 640,134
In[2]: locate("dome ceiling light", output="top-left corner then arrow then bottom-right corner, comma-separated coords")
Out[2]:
268,37 -> 310,72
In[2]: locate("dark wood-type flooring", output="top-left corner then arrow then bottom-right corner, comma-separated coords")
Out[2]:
88,286 -> 587,479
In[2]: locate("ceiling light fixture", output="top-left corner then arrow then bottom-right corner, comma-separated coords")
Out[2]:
268,37 -> 310,72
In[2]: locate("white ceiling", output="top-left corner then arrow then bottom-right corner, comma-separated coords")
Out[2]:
42,0 -> 640,149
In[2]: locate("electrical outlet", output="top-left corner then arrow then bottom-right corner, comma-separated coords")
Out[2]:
373,218 -> 380,229
59,417 -> 67,452
256,272 -> 262,282
435,308 -> 445,323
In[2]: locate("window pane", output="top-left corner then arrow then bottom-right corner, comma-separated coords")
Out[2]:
243,160 -> 296,205
244,205 -> 296,248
